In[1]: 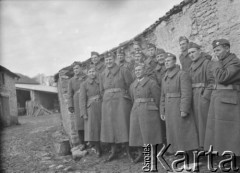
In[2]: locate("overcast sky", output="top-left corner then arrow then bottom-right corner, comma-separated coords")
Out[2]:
1,0 -> 182,77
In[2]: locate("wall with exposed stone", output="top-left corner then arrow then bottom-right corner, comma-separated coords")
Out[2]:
0,73 -> 18,126
57,0 -> 240,136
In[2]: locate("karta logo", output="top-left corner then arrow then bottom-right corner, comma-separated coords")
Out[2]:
142,144 -> 239,172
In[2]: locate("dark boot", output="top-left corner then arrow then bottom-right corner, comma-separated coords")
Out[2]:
95,142 -> 102,158
125,143 -> 134,163
134,147 -> 143,163
105,144 -> 117,162
78,130 -> 86,150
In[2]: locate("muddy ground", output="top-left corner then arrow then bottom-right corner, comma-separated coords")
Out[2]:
0,114 -> 238,173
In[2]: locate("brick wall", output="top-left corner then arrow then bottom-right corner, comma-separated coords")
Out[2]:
58,0 -> 240,135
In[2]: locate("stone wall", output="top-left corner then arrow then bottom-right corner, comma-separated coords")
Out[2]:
0,73 -> 18,126
58,0 -> 240,135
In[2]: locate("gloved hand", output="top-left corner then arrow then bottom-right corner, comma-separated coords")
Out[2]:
68,107 -> 74,113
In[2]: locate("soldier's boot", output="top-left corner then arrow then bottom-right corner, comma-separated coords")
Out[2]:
78,130 -> 86,151
95,142 -> 102,158
105,144 -> 117,162
125,144 -> 134,163
134,147 -> 143,163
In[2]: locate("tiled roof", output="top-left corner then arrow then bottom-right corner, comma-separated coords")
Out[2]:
15,84 -> 58,93
0,65 -> 19,79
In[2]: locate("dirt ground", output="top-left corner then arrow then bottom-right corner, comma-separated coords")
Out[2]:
0,114 -> 161,173
1,114 -> 238,173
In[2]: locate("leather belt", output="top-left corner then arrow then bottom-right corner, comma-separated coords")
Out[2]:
135,98 -> 154,103
88,95 -> 101,102
104,88 -> 124,94
192,83 -> 205,88
166,93 -> 181,98
214,84 -> 240,90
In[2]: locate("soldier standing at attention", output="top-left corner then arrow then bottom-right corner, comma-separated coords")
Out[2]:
179,36 -> 192,72
116,47 -> 132,71
144,43 -> 158,79
204,39 -> 240,155
91,51 -> 105,74
154,48 -> 167,86
68,64 -> 87,149
160,53 -> 198,154
129,63 -> 163,163
188,42 -> 214,149
79,66 -> 102,157
99,52 -> 133,162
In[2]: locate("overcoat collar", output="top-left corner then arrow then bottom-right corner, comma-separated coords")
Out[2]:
180,50 -> 189,58
145,57 -> 157,65
74,73 -> 86,80
133,77 -> 149,88
190,56 -> 205,71
96,62 -> 104,71
105,63 -> 120,77
221,52 -> 233,67
164,65 -> 180,80
155,64 -> 164,71
87,77 -> 99,85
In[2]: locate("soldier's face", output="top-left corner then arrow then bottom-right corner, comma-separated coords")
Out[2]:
88,68 -> 96,79
73,65 -> 81,75
213,45 -> 229,60
148,47 -> 156,57
134,54 -> 143,64
133,45 -> 141,52
117,54 -> 125,62
156,54 -> 166,65
91,55 -> 100,65
165,57 -> 176,69
105,56 -> 114,68
188,48 -> 201,62
135,66 -> 144,78
179,40 -> 188,52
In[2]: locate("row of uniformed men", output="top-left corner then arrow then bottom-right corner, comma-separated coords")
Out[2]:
67,37 -> 240,163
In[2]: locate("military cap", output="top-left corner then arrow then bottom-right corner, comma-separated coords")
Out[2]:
147,43 -> 156,49
134,62 -> 145,69
105,51 -> 115,58
212,39 -> 230,49
117,47 -> 125,55
188,42 -> 201,49
133,40 -> 140,46
156,48 -> 166,55
179,36 -> 189,43
87,64 -> 96,71
134,50 -> 143,56
91,51 -> 99,56
165,52 -> 176,59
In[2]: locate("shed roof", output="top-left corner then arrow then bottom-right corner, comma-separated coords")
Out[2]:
15,84 -> 58,93
0,65 -> 19,79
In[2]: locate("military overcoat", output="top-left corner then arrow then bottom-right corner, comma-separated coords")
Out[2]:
204,53 -> 240,155
179,51 -> 192,72
99,64 -> 133,143
68,74 -> 86,130
79,77 -> 101,141
129,77 -> 163,146
160,65 -> 198,153
154,64 -> 166,86
189,55 -> 214,147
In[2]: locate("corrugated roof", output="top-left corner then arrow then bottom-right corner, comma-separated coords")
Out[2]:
15,84 -> 58,93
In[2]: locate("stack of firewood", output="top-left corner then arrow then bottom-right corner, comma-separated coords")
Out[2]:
26,101 -> 52,116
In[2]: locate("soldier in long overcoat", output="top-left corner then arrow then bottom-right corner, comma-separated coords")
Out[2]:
79,66 -> 102,157
188,42 -> 214,148
204,39 -> 240,155
68,64 -> 87,147
99,52 -> 134,162
129,63 -> 163,163
131,51 -> 145,79
91,51 -> 105,74
116,47 -> 133,71
160,53 -> 198,153
144,43 -> 158,78
154,48 -> 167,86
179,36 -> 192,72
